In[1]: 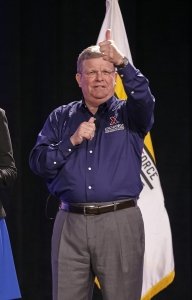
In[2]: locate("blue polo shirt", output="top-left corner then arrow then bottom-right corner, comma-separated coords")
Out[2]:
29,63 -> 155,203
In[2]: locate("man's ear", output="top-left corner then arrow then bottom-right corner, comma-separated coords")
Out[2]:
76,73 -> 82,87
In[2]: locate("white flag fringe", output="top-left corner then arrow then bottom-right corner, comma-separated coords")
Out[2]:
96,1 -> 175,299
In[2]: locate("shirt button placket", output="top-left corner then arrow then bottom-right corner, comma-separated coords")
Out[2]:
86,148 -> 94,200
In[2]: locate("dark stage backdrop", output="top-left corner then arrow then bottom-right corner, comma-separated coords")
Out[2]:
0,0 -> 190,299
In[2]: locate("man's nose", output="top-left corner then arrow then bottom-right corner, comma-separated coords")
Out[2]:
95,71 -> 103,79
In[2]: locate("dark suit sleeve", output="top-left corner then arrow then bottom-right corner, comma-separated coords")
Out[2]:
0,108 -> 17,187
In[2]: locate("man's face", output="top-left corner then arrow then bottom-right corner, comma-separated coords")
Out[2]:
76,57 -> 117,109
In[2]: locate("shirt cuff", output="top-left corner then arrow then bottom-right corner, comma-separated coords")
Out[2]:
58,138 -> 79,157
117,62 -> 138,80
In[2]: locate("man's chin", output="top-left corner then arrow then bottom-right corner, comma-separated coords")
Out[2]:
93,92 -> 109,99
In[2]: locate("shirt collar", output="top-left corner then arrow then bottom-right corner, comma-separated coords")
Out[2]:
81,96 -> 116,113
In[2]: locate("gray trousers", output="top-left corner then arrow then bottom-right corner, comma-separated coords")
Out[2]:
51,205 -> 145,300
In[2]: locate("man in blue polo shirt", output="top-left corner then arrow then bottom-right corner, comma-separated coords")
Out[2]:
29,29 -> 155,300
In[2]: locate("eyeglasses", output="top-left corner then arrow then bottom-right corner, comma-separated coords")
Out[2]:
82,70 -> 116,78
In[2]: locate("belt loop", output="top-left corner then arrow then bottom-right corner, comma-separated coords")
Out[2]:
114,202 -> 118,211
83,206 -> 86,215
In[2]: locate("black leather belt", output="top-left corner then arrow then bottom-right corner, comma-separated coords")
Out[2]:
60,199 -> 136,215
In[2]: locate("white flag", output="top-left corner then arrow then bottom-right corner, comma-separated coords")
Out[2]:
97,1 -> 175,299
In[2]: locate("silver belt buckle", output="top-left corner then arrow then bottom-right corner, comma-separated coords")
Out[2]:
83,205 -> 95,216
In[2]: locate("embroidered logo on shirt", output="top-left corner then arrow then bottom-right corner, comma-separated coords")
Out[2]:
109,116 -> 118,126
105,123 -> 125,133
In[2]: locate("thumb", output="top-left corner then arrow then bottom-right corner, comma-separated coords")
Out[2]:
88,117 -> 96,123
105,28 -> 111,41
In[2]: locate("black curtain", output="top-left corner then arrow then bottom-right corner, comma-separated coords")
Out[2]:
0,0 -> 190,299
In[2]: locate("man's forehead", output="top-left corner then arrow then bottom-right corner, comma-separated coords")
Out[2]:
83,57 -> 114,68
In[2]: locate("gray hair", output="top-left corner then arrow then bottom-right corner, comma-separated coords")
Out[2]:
77,45 -> 103,73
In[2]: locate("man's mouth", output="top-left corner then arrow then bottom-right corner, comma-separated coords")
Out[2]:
94,85 -> 105,88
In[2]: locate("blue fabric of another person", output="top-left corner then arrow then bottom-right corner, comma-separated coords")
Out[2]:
0,219 -> 21,299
